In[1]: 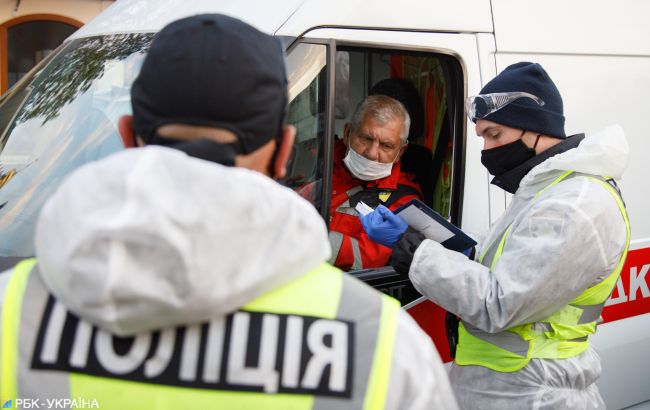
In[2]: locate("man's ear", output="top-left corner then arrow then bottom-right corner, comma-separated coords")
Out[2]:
118,115 -> 138,148
343,123 -> 351,147
272,124 -> 296,179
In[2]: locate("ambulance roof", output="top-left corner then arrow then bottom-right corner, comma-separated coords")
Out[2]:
70,0 -> 493,40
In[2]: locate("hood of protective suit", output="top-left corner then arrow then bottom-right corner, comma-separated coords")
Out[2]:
520,124 -> 628,190
34,146 -> 331,335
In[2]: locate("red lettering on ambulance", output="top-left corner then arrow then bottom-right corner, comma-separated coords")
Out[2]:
602,248 -> 650,323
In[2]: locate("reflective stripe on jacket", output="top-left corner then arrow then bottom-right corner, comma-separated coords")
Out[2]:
1,260 -> 400,410
455,171 -> 630,372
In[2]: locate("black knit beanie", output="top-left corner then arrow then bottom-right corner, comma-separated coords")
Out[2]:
479,62 -> 566,138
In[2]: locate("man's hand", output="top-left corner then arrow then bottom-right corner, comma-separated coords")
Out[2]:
360,205 -> 408,248
391,228 -> 426,275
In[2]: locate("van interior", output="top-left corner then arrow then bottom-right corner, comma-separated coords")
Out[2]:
283,42 -> 465,279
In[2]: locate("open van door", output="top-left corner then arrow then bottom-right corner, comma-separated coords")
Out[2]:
280,28 -> 493,361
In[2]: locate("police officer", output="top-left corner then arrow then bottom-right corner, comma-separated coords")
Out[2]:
362,62 -> 629,409
0,14 -> 458,409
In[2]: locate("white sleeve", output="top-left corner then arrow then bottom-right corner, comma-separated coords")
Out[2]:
384,310 -> 459,410
408,178 -> 627,333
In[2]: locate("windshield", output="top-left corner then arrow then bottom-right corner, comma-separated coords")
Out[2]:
0,34 -> 152,264
0,34 -> 326,268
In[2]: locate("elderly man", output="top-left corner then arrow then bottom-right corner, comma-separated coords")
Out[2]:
329,94 -> 423,271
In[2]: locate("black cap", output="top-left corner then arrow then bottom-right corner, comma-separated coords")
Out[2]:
131,14 -> 288,154
480,62 -> 566,138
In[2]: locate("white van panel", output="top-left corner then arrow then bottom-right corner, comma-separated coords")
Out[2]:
591,313 -> 650,409
492,0 -> 650,56
303,28 -> 490,236
69,0 -> 303,39
464,116 -> 491,235
494,54 -> 650,245
278,0 -> 492,36
475,33 -> 508,225
71,0 -> 493,40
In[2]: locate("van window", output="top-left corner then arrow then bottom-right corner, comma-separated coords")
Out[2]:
282,43 -> 327,210
327,45 -> 464,280
0,34 -> 151,263
334,48 -> 462,219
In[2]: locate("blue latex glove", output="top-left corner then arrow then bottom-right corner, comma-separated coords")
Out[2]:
360,205 -> 408,248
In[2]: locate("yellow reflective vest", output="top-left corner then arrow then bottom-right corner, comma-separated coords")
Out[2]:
1,261 -> 400,409
456,171 -> 630,372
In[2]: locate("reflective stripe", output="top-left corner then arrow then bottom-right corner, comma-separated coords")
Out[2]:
337,208 -> 358,217
460,322 -> 529,357
346,186 -> 363,197
1,258 -> 35,403
488,225 -> 512,271
533,170 -> 573,199
328,231 -> 344,265
571,177 -> 631,306
575,302 -> 607,324
335,187 -> 364,216
0,271 -> 10,388
350,238 -> 364,270
17,267 -> 70,399
364,295 -> 399,410
532,322 -> 552,332
477,235 -> 500,267
313,274 -> 386,410
335,200 -> 358,216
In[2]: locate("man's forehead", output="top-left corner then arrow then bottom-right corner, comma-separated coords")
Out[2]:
357,116 -> 402,141
475,119 -> 503,135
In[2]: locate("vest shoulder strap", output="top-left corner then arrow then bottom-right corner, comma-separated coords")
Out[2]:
1,258 -> 36,403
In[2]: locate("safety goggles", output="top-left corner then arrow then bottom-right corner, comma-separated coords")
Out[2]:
465,92 -> 545,121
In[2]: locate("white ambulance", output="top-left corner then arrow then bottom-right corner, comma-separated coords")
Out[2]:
0,0 -> 648,407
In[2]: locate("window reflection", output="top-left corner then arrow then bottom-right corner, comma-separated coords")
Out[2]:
283,43 -> 327,211
0,34 -> 152,258
0,37 -> 326,261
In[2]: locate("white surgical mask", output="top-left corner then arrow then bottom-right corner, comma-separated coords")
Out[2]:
343,147 -> 396,181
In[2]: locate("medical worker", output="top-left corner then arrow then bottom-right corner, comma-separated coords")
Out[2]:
362,62 -> 629,409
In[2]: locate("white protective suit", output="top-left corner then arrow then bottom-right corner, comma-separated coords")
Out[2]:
22,146 -> 457,409
408,125 -> 629,409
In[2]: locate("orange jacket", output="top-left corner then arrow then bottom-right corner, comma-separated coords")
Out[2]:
329,140 -> 422,271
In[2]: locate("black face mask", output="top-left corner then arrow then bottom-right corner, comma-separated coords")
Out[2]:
481,138 -> 536,177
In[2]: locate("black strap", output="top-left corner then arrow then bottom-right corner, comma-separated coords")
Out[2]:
445,312 -> 460,359
605,177 -> 626,208
347,184 -> 421,209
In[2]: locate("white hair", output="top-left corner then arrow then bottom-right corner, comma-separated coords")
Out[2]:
350,95 -> 410,143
